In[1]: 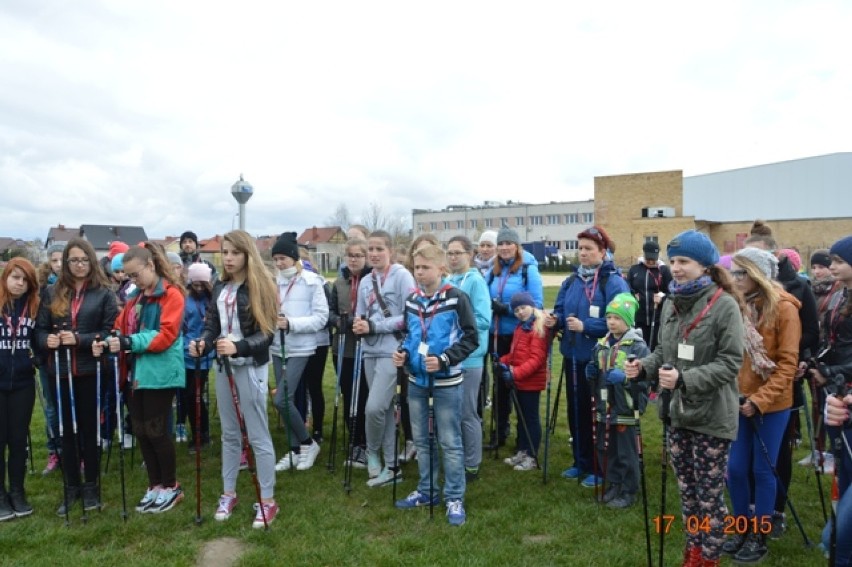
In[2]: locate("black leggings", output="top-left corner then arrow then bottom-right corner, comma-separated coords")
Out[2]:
129,388 -> 177,488
304,345 -> 328,438
494,335 -> 513,439
0,384 -> 35,491
50,375 -> 99,486
179,368 -> 210,443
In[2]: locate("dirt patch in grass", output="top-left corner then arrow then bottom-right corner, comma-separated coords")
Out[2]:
197,537 -> 246,567
523,534 -> 553,545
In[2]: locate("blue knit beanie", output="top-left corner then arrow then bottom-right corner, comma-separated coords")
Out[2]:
510,291 -> 536,310
666,230 -> 719,267
829,236 -> 852,266
111,253 -> 125,273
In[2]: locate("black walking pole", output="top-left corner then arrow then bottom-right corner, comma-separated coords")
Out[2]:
658,364 -> 673,567
393,343 -> 405,504
548,363 -> 564,435
327,321 -> 346,473
568,314 -> 580,486
62,324 -> 86,523
428,369 -> 436,521
743,401 -> 813,548
93,335 -> 103,514
543,339 -> 553,483
508,381 -> 539,466
802,378 -> 828,522
220,350 -> 267,530
628,356 -> 652,567
193,350 -> 203,525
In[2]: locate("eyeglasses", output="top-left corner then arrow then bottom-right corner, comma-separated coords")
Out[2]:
446,251 -> 467,256
347,254 -> 366,259
126,265 -> 149,280
730,269 -> 747,280
67,258 -> 90,265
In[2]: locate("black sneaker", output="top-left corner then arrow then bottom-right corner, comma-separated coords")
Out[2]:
769,511 -> 786,540
0,492 -> 14,522
56,486 -> 81,516
9,489 -> 33,517
598,483 -> 620,504
606,492 -> 636,509
82,483 -> 101,511
732,532 -> 767,564
721,533 -> 747,555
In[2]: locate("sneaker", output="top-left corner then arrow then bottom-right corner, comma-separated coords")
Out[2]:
345,446 -> 368,469
598,483 -> 620,504
0,493 -> 15,522
135,486 -> 161,513
732,532 -> 767,564
366,467 -> 402,488
513,454 -> 538,471
721,533 -> 747,555
239,449 -> 249,471
367,450 -> 382,478
503,450 -> 526,466
175,424 -> 187,443
446,499 -> 466,527
214,494 -> 238,521
395,490 -> 440,509
9,489 -> 33,517
465,467 -> 480,482
252,501 -> 279,529
561,466 -> 581,479
607,492 -> 636,509
149,484 -> 184,513
296,441 -> 321,471
770,511 -> 786,540
398,440 -> 417,463
581,474 -> 603,488
42,453 -> 60,476
275,451 -> 298,471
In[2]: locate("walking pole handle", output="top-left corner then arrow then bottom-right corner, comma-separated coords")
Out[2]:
659,364 -> 674,422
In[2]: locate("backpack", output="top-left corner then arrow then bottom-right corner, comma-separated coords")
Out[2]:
487,264 -> 529,289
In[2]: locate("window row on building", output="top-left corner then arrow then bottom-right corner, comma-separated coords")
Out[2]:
417,212 -> 594,233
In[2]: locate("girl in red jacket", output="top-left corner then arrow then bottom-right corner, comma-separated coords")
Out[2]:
496,292 -> 549,471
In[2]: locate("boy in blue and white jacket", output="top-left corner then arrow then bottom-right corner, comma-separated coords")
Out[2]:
392,244 -> 478,526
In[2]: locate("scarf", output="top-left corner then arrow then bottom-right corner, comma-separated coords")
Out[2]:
577,264 -> 601,280
743,292 -> 776,381
812,277 -> 835,298
668,274 -> 713,296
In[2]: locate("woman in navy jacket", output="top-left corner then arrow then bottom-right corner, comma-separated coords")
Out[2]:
546,226 -> 628,487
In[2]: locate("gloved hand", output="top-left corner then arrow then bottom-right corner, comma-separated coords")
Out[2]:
495,362 -> 514,386
584,363 -> 599,381
606,368 -> 627,386
491,299 -> 511,316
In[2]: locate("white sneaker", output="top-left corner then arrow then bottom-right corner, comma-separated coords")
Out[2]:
398,440 -> 417,464
366,450 -> 382,478
296,442 -> 321,471
513,454 -> 538,471
366,467 -> 402,488
275,451 -> 298,472
503,451 -> 526,466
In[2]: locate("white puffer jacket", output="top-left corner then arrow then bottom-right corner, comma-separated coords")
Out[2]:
270,268 -> 329,358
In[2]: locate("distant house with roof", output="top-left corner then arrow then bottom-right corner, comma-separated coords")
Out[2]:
45,225 -> 80,249
198,235 -> 224,272
297,226 -> 346,272
45,224 -> 148,259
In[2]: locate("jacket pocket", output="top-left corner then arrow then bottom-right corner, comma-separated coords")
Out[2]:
669,390 -> 714,429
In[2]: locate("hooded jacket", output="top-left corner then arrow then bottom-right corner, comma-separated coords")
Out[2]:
640,284 -> 744,441
488,251 -> 543,336
356,263 -> 415,358
0,296 -> 37,391
588,327 -> 651,423
270,268 -> 329,358
499,315 -> 548,392
447,267 -> 492,367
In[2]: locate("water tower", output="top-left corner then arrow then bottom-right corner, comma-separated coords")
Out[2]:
230,174 -> 254,231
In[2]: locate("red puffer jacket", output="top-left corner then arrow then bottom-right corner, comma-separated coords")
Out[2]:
500,323 -> 548,392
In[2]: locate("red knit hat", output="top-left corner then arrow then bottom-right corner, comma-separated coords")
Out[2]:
109,241 -> 129,258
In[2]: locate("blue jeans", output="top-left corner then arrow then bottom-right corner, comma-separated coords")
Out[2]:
514,390 -> 541,457
822,427 -> 852,565
38,366 -> 59,453
728,409 -> 789,521
408,382 -> 465,502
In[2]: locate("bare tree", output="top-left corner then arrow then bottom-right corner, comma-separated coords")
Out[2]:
326,203 -> 352,230
361,201 -> 411,248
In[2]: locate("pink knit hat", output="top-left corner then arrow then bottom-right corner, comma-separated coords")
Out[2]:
187,263 -> 211,283
780,249 -> 801,272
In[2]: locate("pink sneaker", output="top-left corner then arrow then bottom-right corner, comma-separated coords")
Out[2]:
214,494 -> 238,521
252,501 -> 279,529
42,453 -> 60,476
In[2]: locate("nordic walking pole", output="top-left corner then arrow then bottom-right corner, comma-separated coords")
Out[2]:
428,369 -> 436,521
278,328 -> 295,472
111,331 -> 128,522
508,381 -> 538,465
803,377 -> 828,522
599,387 -> 611,503
488,318 -> 500,460
327,320 -> 346,473
543,336 -> 553,483
193,349 -> 202,525
743,399 -> 813,548
27,430 -> 34,474
53,326 -> 70,527
344,337 -> 363,494
220,349 -> 267,530
393,342 -> 405,504
658,364 -> 673,567
628,356 -> 652,567
567,313 -> 581,486
548,363 -> 564,435
94,335 -> 103,513
62,324 -> 86,522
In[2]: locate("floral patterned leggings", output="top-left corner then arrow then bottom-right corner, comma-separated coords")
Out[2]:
668,428 -> 732,560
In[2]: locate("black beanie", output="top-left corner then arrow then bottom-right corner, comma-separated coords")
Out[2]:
272,232 -> 300,261
180,231 -> 199,247
810,250 -> 831,269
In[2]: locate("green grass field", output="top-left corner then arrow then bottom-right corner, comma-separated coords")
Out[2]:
0,286 -> 830,566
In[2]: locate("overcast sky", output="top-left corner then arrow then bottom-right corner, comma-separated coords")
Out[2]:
2,1 -> 850,242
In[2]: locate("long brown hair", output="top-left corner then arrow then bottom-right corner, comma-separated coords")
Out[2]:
491,247 -> 523,278
708,264 -> 746,315
0,257 -> 40,316
123,242 -> 186,296
222,230 -> 277,335
50,237 -> 111,317
732,255 -> 781,327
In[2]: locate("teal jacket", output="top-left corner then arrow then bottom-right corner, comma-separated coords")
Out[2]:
115,278 -> 185,390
